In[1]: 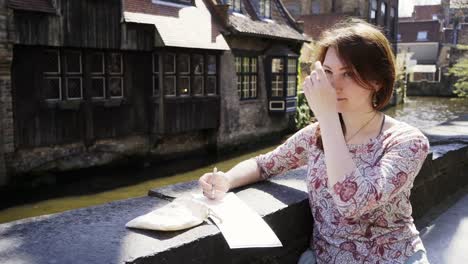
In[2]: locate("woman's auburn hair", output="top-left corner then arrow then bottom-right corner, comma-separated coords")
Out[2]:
313,18 -> 397,150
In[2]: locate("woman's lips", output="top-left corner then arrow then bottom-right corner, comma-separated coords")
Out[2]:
337,98 -> 347,101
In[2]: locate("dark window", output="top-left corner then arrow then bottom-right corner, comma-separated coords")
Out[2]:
370,0 -> 377,24
236,56 -> 258,100
90,53 -> 105,99
260,0 -> 271,18
381,2 -> 388,27
178,54 -> 190,96
42,49 -> 124,101
154,52 -> 218,97
192,54 -> 204,96
206,55 -> 217,95
163,53 -> 176,96
390,7 -> 396,39
64,50 -> 82,100
43,50 -> 61,100
44,50 -> 60,74
152,53 -> 160,97
108,53 -> 124,98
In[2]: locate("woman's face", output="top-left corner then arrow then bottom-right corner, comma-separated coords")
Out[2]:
322,47 -> 376,113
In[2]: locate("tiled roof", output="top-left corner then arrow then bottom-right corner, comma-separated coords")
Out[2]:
225,0 -> 305,41
123,0 -> 229,50
299,14 -> 347,41
8,0 -> 56,14
229,13 -> 305,41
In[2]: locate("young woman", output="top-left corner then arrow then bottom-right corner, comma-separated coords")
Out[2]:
199,19 -> 430,264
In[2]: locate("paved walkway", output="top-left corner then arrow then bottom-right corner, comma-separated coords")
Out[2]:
420,190 -> 468,264
419,114 -> 468,264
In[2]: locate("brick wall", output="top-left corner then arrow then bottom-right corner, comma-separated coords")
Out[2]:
0,0 -> 13,185
399,20 -> 442,43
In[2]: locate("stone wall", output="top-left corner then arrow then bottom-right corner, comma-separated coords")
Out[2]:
407,81 -> 455,96
8,131 -> 215,175
216,37 -> 293,155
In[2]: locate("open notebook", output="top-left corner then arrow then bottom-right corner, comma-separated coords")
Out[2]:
194,192 -> 282,249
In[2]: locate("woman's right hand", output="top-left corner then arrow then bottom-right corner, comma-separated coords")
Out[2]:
198,170 -> 230,200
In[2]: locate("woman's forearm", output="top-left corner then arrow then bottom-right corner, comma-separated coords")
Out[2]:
225,158 -> 263,190
319,113 -> 357,187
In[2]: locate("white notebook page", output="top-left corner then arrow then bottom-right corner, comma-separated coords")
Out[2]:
195,192 -> 283,249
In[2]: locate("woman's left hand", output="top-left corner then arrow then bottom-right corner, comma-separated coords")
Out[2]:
302,61 -> 338,120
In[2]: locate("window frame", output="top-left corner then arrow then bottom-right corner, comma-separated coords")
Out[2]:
235,55 -> 258,101
370,0 -> 378,24
64,50 -> 83,100
226,0 -> 241,13
381,2 -> 388,28
107,52 -> 124,99
269,56 -> 298,99
43,49 -> 62,101
271,57 -> 284,98
417,31 -> 428,41
154,51 -> 219,98
390,6 -> 396,39
259,0 -> 271,19
41,48 -> 125,102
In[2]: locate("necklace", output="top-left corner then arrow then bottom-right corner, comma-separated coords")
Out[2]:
345,112 -> 379,143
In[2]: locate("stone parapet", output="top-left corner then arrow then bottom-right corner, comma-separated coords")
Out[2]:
0,168 -> 313,264
0,116 -> 467,263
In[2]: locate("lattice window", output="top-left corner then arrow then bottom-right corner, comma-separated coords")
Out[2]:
43,49 -> 61,100
236,56 -> 258,100
259,0 -> 271,18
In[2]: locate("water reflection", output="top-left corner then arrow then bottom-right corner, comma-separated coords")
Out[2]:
384,97 -> 468,130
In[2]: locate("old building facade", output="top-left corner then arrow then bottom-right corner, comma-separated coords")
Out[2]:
0,0 -> 305,184
283,0 -> 399,45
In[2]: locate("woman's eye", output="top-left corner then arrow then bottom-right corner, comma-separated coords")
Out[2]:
324,69 -> 332,75
343,72 -> 352,77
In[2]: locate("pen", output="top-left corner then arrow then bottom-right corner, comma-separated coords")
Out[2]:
211,167 -> 217,199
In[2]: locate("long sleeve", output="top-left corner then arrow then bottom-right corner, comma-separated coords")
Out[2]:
330,131 -> 430,219
254,123 -> 318,180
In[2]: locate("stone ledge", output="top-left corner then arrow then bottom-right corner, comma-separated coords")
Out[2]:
0,168 -> 312,264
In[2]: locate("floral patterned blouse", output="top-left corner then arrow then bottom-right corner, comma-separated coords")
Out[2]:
254,117 -> 430,264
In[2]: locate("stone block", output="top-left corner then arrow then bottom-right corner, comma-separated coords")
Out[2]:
410,185 -> 425,219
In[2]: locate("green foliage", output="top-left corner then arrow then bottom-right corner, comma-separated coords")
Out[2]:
448,58 -> 468,98
456,44 -> 468,51
294,92 -> 313,129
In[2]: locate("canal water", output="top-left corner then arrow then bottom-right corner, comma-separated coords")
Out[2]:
0,96 -> 467,223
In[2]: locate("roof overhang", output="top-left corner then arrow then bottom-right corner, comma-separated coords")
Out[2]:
123,2 -> 229,51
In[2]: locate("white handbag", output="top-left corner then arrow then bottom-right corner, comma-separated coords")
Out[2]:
126,196 -> 216,231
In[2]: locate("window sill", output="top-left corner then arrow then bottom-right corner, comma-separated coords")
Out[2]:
152,0 -> 193,8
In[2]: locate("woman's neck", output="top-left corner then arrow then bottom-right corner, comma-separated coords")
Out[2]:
341,110 -> 381,139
